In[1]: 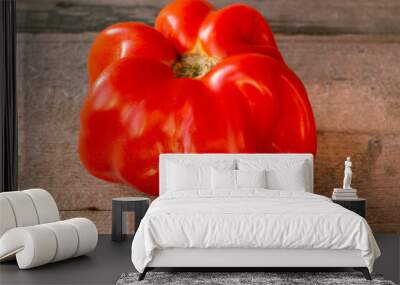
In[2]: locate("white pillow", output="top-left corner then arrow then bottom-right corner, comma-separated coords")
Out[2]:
167,162 -> 211,191
236,169 -> 267,188
238,159 -> 308,191
211,168 -> 236,190
211,169 -> 268,190
266,162 -> 307,191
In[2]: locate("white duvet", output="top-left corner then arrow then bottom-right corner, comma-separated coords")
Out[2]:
131,190 -> 380,273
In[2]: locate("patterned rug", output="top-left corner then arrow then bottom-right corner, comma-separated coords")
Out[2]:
116,272 -> 396,285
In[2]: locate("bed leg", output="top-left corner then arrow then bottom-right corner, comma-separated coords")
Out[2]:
138,268 -> 148,281
354,267 -> 371,280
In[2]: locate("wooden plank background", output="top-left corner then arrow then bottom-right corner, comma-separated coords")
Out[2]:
16,0 -> 400,233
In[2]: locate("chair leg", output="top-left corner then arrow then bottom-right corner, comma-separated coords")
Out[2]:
354,267 -> 371,280
138,268 -> 148,281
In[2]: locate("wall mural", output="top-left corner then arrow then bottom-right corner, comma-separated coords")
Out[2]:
79,0 -> 317,196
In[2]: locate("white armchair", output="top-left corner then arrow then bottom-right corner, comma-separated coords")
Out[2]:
0,189 -> 98,269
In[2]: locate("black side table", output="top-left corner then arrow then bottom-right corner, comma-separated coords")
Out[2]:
112,197 -> 150,242
332,198 -> 366,218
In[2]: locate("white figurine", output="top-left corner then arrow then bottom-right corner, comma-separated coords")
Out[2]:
343,156 -> 352,189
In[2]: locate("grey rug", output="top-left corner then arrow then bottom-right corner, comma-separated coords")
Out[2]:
116,272 -> 396,285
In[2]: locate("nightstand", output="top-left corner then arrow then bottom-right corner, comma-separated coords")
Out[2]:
112,197 -> 150,242
332,198 -> 366,218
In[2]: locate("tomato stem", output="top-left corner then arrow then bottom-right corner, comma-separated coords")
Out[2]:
173,53 -> 219,78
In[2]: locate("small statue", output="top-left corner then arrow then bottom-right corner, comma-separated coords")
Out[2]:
343,157 -> 352,189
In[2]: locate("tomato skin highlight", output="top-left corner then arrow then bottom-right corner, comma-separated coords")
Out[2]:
155,0 -> 214,53
199,4 -> 282,61
88,22 -> 176,85
80,0 -> 317,196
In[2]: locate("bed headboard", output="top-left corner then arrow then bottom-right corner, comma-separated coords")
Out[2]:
159,153 -> 314,195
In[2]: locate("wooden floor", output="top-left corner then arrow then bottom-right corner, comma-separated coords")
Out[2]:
0,234 -> 399,285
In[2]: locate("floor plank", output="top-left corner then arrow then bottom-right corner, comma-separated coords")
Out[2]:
16,0 -> 400,35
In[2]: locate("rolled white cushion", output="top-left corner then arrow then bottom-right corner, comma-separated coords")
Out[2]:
0,189 -> 60,239
0,192 -> 39,227
23,189 -> 60,223
0,218 -> 98,269
0,196 -> 17,237
64,218 -> 98,257
0,226 -> 57,269
42,221 -> 79,262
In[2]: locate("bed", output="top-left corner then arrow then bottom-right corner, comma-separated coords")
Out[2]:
131,154 -> 380,280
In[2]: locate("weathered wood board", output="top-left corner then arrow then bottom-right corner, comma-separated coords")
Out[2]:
16,0 -> 400,233
17,0 -> 400,35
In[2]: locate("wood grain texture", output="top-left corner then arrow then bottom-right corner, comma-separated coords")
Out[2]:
16,0 -> 400,35
315,132 -> 400,230
16,33 -> 400,232
16,0 -> 400,233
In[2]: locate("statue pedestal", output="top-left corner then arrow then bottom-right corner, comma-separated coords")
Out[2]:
332,188 -> 358,200
334,188 -> 357,192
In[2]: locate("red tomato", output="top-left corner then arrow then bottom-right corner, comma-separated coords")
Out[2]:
80,0 -> 317,196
